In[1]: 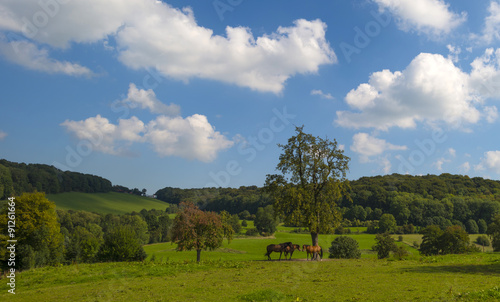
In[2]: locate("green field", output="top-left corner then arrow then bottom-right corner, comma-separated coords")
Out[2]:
46,192 -> 169,214
2,231 -> 499,301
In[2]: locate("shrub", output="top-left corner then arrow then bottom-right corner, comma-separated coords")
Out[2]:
476,235 -> 490,247
245,228 -> 259,236
373,233 -> 397,259
328,236 -> 361,259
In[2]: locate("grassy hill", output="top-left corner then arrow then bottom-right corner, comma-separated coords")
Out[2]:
46,192 -> 169,214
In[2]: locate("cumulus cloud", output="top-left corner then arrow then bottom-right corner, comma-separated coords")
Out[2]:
0,39 -> 94,77
145,115 -> 234,162
469,48 -> 500,100
0,0 -> 335,93
373,0 -> 466,36
122,83 -> 180,116
475,150 -> 500,173
311,89 -> 334,100
336,53 -> 490,131
61,114 -> 233,162
474,1 -> 500,44
350,132 -> 406,162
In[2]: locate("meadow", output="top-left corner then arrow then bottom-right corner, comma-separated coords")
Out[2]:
46,192 -> 169,215
2,230 -> 499,301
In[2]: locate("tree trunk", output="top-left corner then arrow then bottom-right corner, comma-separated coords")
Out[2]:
196,249 -> 201,262
311,232 -> 319,246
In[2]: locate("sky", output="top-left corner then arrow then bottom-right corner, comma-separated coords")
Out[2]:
1,0 -> 500,194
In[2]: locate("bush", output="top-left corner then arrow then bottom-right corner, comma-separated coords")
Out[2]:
98,225 -> 147,261
476,235 -> 490,247
373,233 -> 397,259
328,236 -> 361,259
245,228 -> 259,236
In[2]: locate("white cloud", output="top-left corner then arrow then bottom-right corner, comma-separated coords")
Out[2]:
475,150 -> 500,173
145,114 -> 233,162
448,148 -> 456,157
475,1 -> 500,44
469,48 -> 500,99
122,83 -> 180,116
311,89 -> 334,100
0,1 -> 335,93
0,39 -> 94,77
373,0 -> 466,36
336,53 -> 482,130
434,158 -> 450,171
61,114 -> 233,162
350,132 -> 406,162
460,161 -> 471,173
0,130 -> 7,140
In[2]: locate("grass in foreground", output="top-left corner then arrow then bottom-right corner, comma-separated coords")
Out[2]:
1,253 -> 499,301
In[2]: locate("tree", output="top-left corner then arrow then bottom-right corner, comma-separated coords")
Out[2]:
440,225 -> 471,254
254,205 -> 278,235
171,202 -> 233,262
419,225 -> 444,256
488,214 -> 500,252
328,236 -> 361,259
98,225 -> 147,262
265,126 -> 350,246
0,192 -> 64,270
465,219 -> 479,234
373,233 -> 397,259
378,214 -> 397,234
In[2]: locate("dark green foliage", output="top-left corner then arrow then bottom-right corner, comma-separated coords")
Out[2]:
378,214 -> 397,233
328,236 -> 361,259
476,235 -> 490,247
155,185 -> 271,215
488,214 -> 500,252
465,219 -> 479,234
241,220 -> 248,227
373,233 -> 397,259
478,219 -> 488,234
98,225 -> 147,262
0,159 -> 112,197
420,225 -> 473,255
229,214 -> 242,234
254,205 -> 278,235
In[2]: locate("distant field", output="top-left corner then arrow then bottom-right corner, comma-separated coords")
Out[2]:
46,192 -> 169,214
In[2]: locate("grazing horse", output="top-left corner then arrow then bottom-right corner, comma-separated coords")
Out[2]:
303,244 -> 323,261
283,244 -> 302,260
265,242 -> 292,260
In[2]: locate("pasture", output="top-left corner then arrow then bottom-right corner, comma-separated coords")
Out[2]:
2,231 -> 499,301
46,192 -> 169,215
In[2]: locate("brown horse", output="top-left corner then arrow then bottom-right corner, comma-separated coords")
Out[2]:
283,244 -> 301,260
265,242 -> 292,260
303,244 -> 323,261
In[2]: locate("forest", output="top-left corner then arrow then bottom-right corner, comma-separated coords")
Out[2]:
0,159 -> 112,199
155,173 -> 500,230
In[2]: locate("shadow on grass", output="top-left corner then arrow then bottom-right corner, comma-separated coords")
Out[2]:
402,263 -> 500,275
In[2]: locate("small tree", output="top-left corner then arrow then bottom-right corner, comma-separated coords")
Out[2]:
378,214 -> 397,234
373,233 -> 397,259
476,235 -> 490,252
254,205 -> 278,235
487,214 -> 500,252
98,225 -> 146,262
465,219 -> 479,234
419,225 -> 443,256
171,202 -> 232,262
328,236 -> 361,259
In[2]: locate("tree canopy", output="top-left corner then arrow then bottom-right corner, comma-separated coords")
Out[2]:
265,126 -> 350,245
171,202 -> 233,262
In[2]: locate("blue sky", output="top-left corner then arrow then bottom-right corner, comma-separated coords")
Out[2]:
1,0 -> 500,193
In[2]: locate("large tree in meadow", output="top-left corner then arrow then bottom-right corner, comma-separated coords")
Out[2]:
171,202 -> 233,262
265,126 -> 350,246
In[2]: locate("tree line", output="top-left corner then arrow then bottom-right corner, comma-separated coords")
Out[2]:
0,159 -> 113,199
0,192 -> 174,271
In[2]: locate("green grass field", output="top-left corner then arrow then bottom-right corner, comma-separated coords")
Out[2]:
2,231 -> 499,301
46,192 -> 169,214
